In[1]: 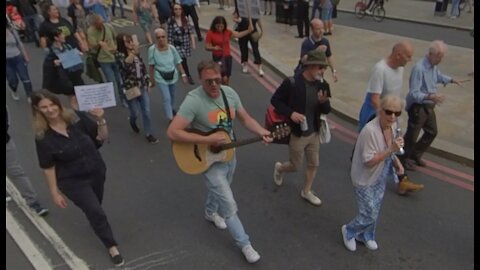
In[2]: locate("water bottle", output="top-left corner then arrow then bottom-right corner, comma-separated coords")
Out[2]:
300,117 -> 308,131
395,127 -> 405,155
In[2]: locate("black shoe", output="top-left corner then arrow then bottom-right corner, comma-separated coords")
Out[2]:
198,36 -> 204,42
188,76 -> 195,85
264,11 -> 267,15
324,32 -> 332,36
29,203 -> 49,217
129,120 -> 140,133
295,35 -> 304,38
268,11 -> 272,15
146,134 -> 159,144
110,253 -> 125,267
404,160 -> 417,171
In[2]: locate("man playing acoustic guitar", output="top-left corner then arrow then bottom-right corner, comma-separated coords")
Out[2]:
167,60 -> 272,264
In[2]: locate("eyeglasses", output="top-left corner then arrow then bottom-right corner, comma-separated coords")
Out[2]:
383,109 -> 402,117
205,78 -> 222,86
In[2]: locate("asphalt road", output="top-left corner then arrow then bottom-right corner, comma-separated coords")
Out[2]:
6,18 -> 474,270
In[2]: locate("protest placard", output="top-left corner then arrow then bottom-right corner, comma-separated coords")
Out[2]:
74,83 -> 117,111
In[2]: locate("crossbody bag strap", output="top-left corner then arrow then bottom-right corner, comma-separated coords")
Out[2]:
95,25 -> 107,60
220,87 -> 236,141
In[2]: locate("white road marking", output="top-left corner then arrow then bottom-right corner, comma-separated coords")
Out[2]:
6,177 -> 90,270
6,209 -> 53,270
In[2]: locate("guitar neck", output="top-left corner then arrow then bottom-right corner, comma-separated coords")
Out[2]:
219,137 -> 263,151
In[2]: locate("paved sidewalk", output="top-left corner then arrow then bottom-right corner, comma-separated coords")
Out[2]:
121,0 -> 474,164
337,0 -> 474,30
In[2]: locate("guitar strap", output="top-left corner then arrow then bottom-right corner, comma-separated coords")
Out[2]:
220,87 -> 236,141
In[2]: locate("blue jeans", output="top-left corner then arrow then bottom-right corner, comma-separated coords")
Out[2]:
6,55 -> 33,97
155,82 -> 176,120
451,0 -> 461,17
126,87 -> 153,135
99,62 -> 124,103
311,0 -> 322,19
204,157 -> 251,248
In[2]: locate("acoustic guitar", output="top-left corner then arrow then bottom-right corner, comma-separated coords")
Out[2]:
172,124 -> 291,175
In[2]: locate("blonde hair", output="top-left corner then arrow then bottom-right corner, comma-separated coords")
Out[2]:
30,90 -> 77,139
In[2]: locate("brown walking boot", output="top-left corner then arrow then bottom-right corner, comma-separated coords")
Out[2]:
397,175 -> 424,195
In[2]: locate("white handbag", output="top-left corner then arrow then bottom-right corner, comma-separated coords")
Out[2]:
319,114 -> 331,144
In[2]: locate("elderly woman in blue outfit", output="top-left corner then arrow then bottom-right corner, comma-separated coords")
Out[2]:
342,95 -> 405,252
148,28 -> 188,122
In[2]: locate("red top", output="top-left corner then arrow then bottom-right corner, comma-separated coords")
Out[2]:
206,29 -> 233,58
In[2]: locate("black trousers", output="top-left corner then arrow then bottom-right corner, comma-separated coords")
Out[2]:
402,103 -> 438,162
296,1 -> 310,37
181,57 -> 191,77
238,34 -> 261,65
58,171 -> 117,249
181,4 -> 202,39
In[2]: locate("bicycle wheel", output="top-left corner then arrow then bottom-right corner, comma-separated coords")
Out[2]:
372,6 -> 385,22
355,2 -> 367,19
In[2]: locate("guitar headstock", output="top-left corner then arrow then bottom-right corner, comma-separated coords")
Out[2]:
270,123 -> 291,140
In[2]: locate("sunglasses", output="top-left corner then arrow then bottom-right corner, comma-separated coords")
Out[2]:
383,109 -> 402,117
205,78 -> 222,86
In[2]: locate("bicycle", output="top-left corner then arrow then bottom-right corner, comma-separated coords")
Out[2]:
354,0 -> 387,22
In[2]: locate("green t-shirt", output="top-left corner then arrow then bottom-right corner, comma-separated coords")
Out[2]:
87,23 -> 117,63
177,85 -> 243,138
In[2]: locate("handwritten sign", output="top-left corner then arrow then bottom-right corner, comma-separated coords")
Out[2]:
74,83 -> 117,111
237,0 -> 262,19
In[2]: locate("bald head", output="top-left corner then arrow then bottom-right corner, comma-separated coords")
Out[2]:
310,18 -> 325,39
389,40 -> 414,68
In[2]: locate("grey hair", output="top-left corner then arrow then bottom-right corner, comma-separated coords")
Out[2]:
153,27 -> 166,36
429,40 -> 447,55
379,95 -> 404,111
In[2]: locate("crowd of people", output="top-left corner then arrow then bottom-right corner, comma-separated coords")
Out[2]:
5,0 -> 467,267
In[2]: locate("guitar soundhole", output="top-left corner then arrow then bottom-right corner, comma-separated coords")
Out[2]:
194,144 -> 202,162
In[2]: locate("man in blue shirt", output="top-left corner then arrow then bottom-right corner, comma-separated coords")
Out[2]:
401,40 -> 462,171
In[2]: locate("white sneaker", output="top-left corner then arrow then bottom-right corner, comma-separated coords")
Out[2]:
242,64 -> 248,73
356,237 -> 378,250
300,190 -> 322,206
258,67 -> 265,77
205,212 -> 227,229
241,244 -> 260,263
341,225 -> 356,251
365,9 -> 372,15
11,91 -> 20,101
273,162 -> 284,186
